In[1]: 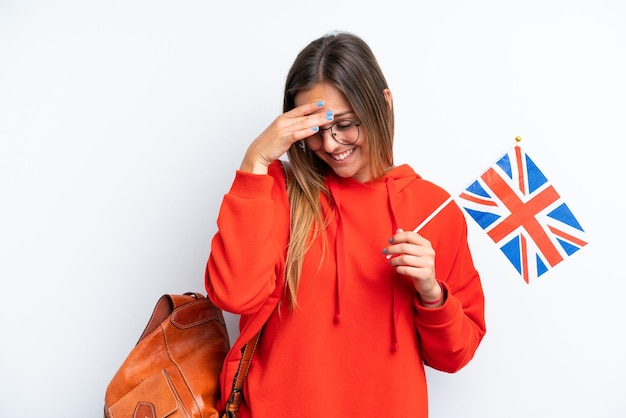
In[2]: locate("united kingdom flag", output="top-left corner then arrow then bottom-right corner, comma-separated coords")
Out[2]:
458,145 -> 588,283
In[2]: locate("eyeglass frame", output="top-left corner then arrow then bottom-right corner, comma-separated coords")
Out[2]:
304,120 -> 362,151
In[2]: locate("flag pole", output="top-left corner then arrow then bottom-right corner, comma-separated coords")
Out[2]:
412,196 -> 454,233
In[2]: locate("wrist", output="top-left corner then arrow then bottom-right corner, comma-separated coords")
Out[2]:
240,157 -> 270,175
419,281 -> 445,307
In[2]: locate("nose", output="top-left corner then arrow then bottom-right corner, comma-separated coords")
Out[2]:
318,127 -> 341,152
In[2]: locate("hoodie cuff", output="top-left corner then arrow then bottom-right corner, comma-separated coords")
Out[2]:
414,281 -> 458,325
228,170 -> 275,199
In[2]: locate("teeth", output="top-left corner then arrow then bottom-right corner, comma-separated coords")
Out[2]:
331,148 -> 354,161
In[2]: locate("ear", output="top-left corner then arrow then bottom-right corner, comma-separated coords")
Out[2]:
383,88 -> 393,111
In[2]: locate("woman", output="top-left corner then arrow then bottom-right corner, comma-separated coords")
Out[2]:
206,31 -> 486,417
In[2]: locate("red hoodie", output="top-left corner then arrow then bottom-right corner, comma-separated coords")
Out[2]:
206,160 -> 486,417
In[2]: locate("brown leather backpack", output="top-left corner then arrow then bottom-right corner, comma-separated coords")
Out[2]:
104,293 -> 230,418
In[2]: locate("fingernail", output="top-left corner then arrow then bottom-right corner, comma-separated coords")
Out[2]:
326,110 -> 333,120
317,101 -> 324,106
388,237 -> 393,244
382,248 -> 387,255
312,126 -> 319,132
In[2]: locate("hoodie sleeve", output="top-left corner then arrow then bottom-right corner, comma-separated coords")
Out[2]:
413,200 -> 486,373
205,161 -> 290,315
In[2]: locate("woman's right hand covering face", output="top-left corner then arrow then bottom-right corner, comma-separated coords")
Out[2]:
239,100 -> 332,174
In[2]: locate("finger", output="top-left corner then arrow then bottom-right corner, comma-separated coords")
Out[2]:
384,238 -> 435,262
390,228 -> 424,245
384,242 -> 416,260
389,254 -> 436,280
391,251 -> 434,269
394,264 -> 430,280
387,228 -> 404,245
291,125 -> 322,143
285,112 -> 334,144
391,258 -> 433,279
287,100 -> 327,118
391,229 -> 431,247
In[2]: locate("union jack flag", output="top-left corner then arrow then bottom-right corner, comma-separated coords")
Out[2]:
458,145 -> 588,283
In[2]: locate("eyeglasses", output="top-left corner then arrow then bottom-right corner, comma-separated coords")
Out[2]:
304,120 -> 362,151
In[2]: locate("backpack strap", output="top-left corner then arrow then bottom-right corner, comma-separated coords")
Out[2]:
222,330 -> 262,418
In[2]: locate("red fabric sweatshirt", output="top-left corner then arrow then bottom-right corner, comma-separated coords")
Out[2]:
206,160 -> 486,418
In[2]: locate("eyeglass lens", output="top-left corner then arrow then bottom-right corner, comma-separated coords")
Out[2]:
305,120 -> 360,151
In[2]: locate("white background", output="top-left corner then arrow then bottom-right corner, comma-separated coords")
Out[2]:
1,1 -> 624,417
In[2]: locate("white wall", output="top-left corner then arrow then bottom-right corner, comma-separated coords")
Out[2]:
1,1 -> 624,416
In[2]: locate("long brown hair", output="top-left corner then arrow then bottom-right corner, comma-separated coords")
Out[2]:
283,32 -> 394,307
